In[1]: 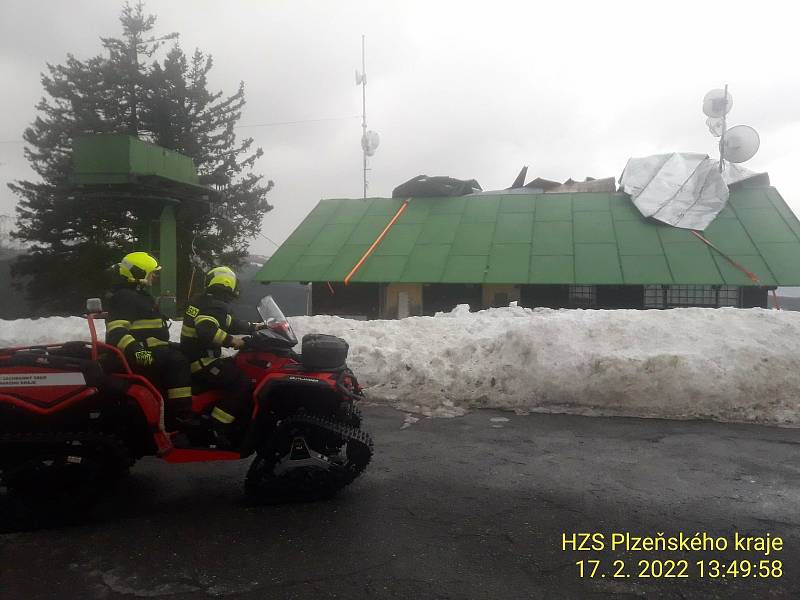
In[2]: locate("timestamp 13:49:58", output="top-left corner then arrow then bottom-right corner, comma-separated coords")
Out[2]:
575,559 -> 783,579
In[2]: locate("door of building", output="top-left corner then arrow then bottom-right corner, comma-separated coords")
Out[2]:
398,291 -> 410,318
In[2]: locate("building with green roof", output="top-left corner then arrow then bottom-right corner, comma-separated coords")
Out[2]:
254,187 -> 800,318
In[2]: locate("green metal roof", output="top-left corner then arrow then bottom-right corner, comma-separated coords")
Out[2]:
70,135 -> 216,202
255,188 -> 800,286
72,135 -> 201,186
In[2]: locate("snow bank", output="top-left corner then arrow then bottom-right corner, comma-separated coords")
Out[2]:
2,307 -> 799,425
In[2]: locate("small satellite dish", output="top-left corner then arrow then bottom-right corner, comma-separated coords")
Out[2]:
362,130 -> 380,156
720,125 -> 760,163
706,116 -> 724,137
703,88 -> 733,118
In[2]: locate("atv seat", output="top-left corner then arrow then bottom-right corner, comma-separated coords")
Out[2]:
49,341 -> 94,360
48,342 -> 132,381
48,341 -> 127,374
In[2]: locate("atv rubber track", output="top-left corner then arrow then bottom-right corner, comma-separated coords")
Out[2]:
244,413 -> 373,504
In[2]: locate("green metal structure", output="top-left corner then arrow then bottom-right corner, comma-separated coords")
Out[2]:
70,134 -> 217,316
255,188 -> 800,287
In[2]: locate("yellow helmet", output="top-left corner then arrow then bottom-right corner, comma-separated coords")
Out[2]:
119,251 -> 161,283
206,266 -> 238,296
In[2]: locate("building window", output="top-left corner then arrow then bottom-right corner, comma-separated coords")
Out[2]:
644,285 -> 665,309
668,285 -> 717,306
643,285 -> 741,308
717,286 -> 741,307
568,285 -> 596,308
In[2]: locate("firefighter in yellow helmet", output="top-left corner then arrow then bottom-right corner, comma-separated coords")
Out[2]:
180,266 -> 267,446
105,252 -> 193,425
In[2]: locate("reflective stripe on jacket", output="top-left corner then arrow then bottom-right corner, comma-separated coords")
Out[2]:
180,293 -> 255,363
105,285 -> 170,361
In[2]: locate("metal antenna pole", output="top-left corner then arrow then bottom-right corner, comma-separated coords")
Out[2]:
719,83 -> 728,173
361,35 -> 367,199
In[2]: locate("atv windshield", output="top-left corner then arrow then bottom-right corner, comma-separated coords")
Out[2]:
256,296 -> 298,347
258,295 -> 288,324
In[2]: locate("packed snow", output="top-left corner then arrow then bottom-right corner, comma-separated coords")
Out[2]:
1,306 -> 799,426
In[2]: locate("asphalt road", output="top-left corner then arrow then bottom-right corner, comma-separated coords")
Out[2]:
1,406 -> 798,599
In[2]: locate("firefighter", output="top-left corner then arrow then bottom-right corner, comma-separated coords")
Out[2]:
105,251 -> 193,425
180,266 -> 265,445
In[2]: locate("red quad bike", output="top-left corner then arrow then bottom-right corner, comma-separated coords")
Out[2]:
0,296 -> 373,522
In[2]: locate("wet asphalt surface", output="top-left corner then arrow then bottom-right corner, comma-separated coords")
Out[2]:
0,405 -> 798,599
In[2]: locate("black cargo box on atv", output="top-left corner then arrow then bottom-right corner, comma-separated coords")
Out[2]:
301,334 -> 348,371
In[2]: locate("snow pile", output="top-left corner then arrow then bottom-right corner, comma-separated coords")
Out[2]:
2,307 -> 799,425
290,306 -> 800,425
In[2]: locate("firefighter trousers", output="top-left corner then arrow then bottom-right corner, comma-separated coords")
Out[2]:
134,345 -> 193,426
192,357 -> 254,431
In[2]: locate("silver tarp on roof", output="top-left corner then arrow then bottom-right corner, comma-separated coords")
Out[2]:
619,153 -> 770,230
619,153 -> 729,231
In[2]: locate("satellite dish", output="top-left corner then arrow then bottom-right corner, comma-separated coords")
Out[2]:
706,116 -> 724,137
720,125 -> 760,163
362,130 -> 380,156
703,88 -> 733,117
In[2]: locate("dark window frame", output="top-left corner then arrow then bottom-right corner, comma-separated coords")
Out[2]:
643,285 -> 741,309
568,285 -> 597,308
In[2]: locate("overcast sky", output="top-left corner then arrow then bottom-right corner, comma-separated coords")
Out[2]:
2,0 -> 799,257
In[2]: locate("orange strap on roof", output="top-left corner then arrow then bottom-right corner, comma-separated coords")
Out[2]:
691,230 -> 760,283
691,229 -> 780,309
344,199 -> 410,285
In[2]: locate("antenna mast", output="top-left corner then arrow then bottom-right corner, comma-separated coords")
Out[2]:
719,83 -> 728,173
356,35 -> 381,198
356,35 -> 379,197
361,35 -> 367,198
702,85 -> 759,171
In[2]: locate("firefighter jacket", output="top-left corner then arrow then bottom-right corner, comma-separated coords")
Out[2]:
105,284 -> 170,363
180,293 -> 255,372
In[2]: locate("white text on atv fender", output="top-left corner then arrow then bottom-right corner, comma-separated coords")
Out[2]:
0,373 -> 87,387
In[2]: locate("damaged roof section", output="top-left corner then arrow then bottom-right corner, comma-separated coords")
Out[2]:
393,168 -> 617,198
620,153 -> 772,231
469,165 -> 617,195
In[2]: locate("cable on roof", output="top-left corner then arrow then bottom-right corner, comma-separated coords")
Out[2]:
344,199 -> 411,286
690,229 -> 780,310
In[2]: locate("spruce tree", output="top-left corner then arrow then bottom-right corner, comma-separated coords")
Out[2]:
9,2 -> 273,315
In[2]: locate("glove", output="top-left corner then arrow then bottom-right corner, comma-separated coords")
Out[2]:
134,349 -> 155,367
254,321 -> 269,331
230,335 -> 248,350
